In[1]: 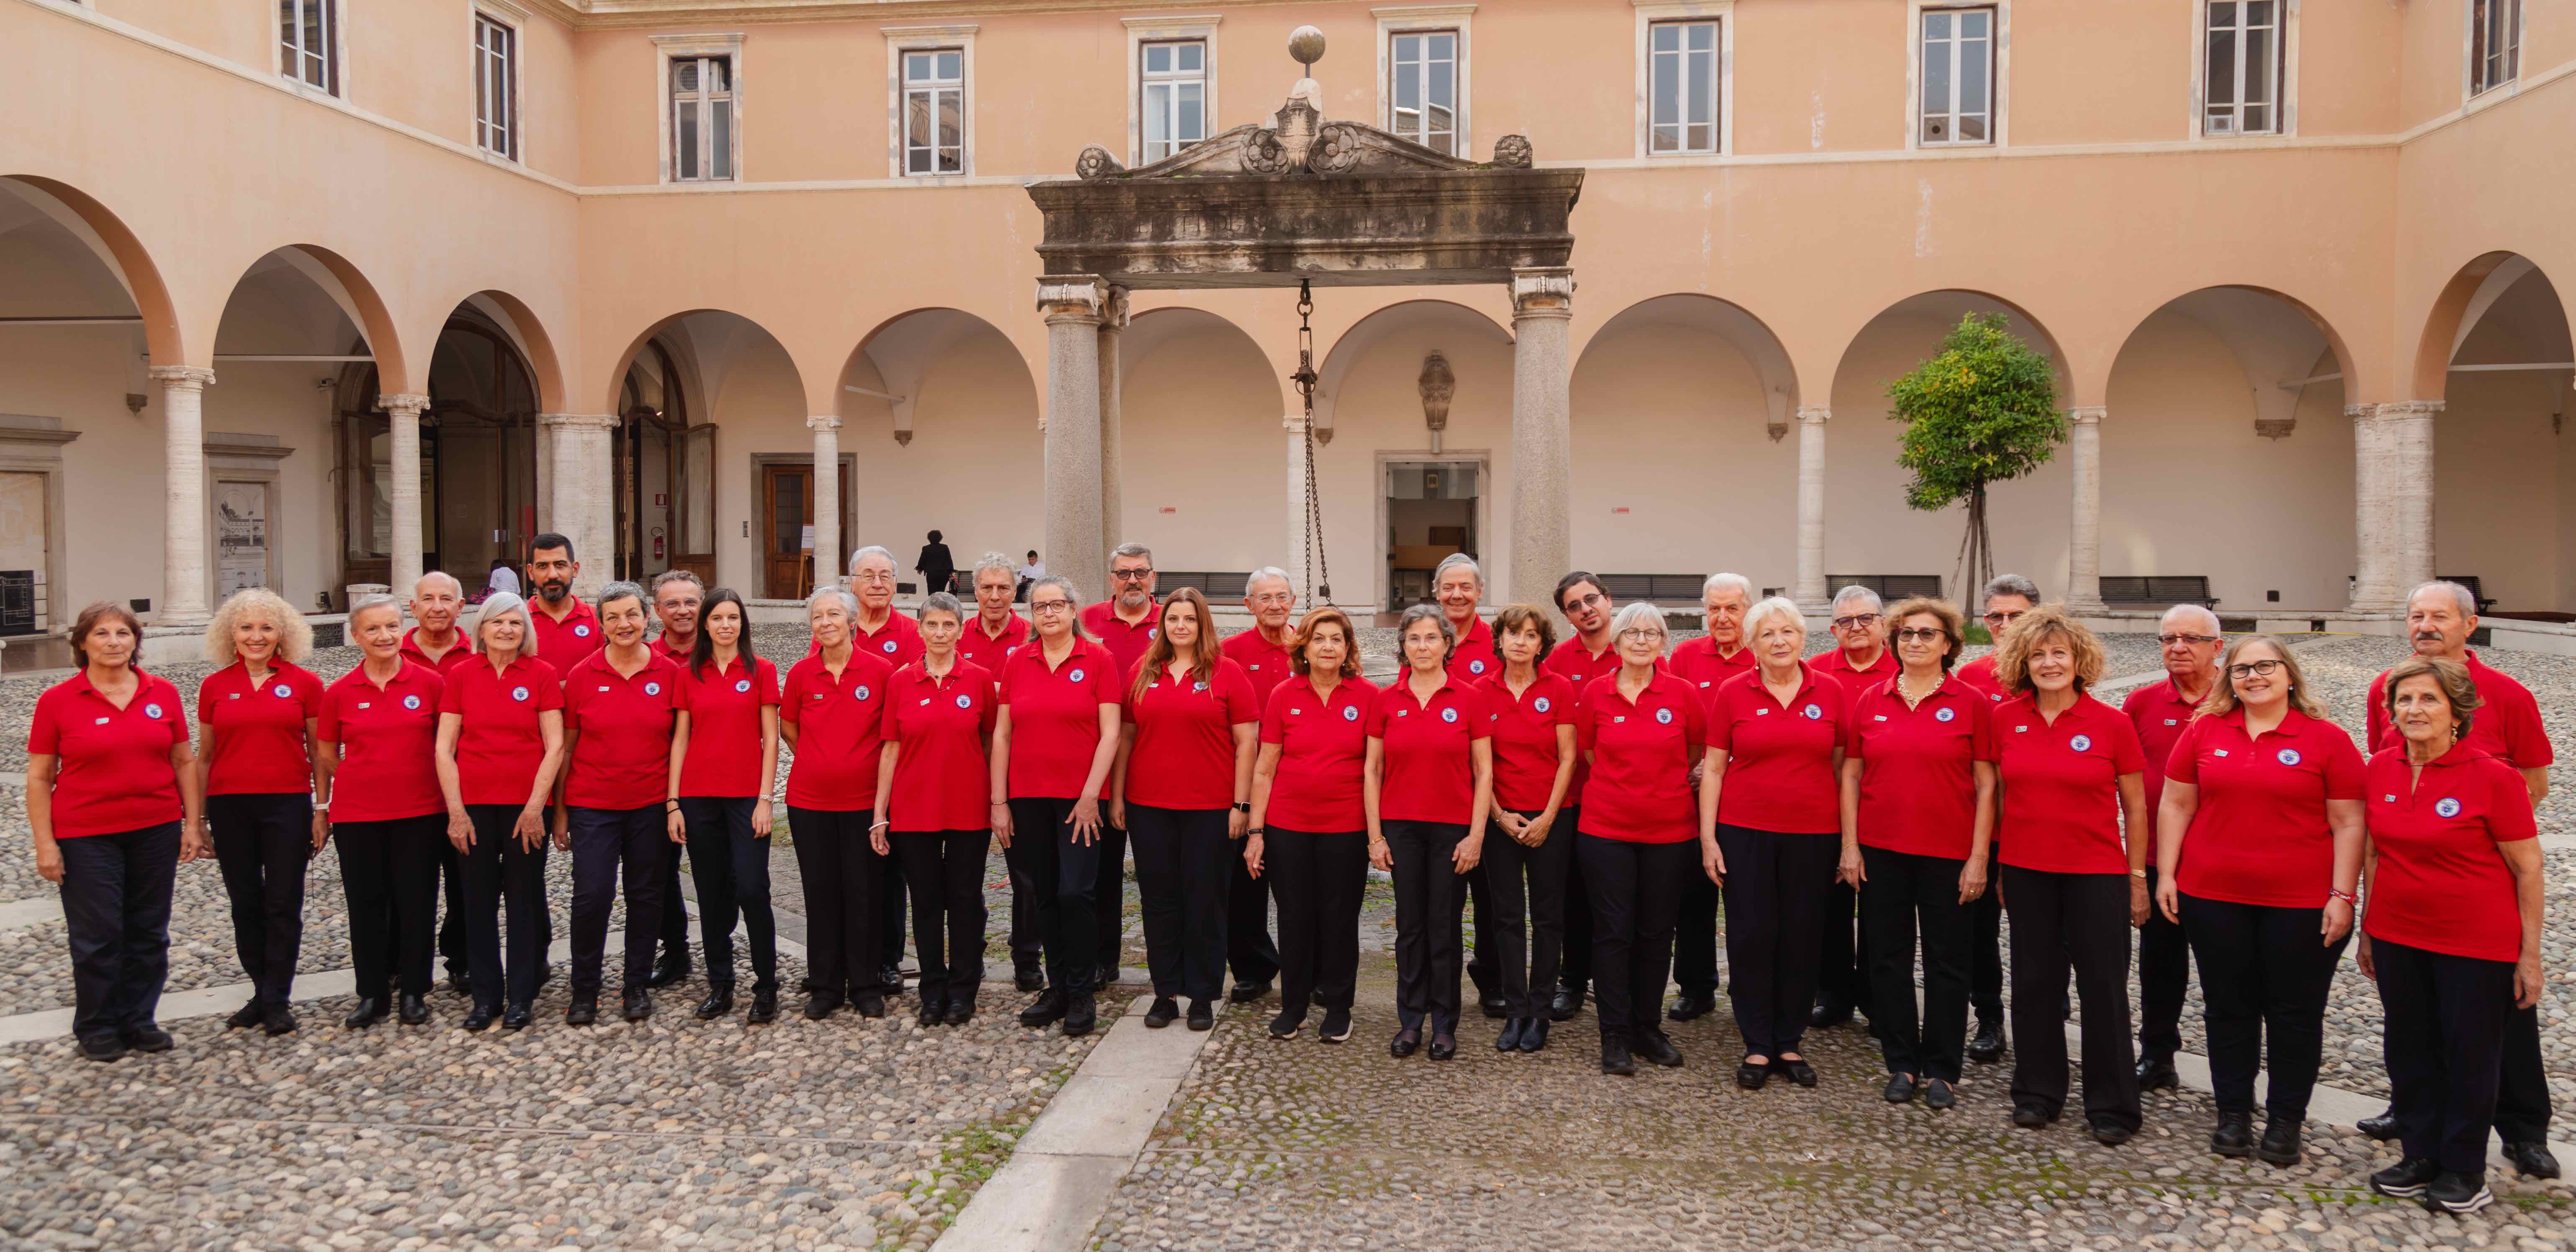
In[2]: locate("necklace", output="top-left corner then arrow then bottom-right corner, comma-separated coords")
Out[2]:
1896,671 -> 1936,711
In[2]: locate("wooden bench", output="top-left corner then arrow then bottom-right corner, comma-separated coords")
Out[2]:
1155,571 -> 1252,600
2099,575 -> 2217,608
1827,574 -> 1945,602
2436,575 -> 2498,615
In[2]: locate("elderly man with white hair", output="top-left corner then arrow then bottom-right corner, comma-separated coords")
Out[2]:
839,544 -> 919,1000
1216,567 -> 1301,1002
2120,604 -> 2225,1093
2352,580 -> 2561,1180
1432,554 -> 1506,1017
958,552 -> 1032,676
1810,585 -> 1897,1032
397,570 -> 477,998
1667,572 -> 1756,1022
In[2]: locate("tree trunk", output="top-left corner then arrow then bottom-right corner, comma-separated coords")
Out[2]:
1954,481 -> 1992,614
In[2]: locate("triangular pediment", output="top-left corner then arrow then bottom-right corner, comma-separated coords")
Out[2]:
1075,97 -> 1534,182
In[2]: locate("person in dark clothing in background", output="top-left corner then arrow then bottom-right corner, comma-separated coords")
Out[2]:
916,531 -> 957,597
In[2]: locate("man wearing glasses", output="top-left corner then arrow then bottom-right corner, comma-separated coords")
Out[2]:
1954,572 -> 2038,1063
1809,585 -> 1895,1031
1216,567 -> 1299,1003
1542,572 -> 1626,1021
2121,605 -> 2224,1094
1666,572 -> 1754,1023
1954,573 -> 2039,702
1079,542 -> 1160,989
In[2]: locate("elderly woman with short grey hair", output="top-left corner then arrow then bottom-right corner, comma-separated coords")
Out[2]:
196,588 -> 324,1036
781,583 -> 901,1020
872,593 -> 1002,1026
431,590 -> 565,1032
315,595 -> 449,1030
1367,602 -> 1494,1060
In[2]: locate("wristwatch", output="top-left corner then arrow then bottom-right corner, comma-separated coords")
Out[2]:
1233,802 -> 1251,813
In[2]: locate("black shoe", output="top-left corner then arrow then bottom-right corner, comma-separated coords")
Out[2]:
945,996 -> 975,1026
538,965 -> 556,991
2090,1117 -> 2134,1147
1549,985 -> 1583,1022
1020,989 -> 1069,1028
342,997 -> 387,1030
120,1025 -> 174,1053
1771,1056 -> 1817,1087
2256,1120 -> 2302,1165
1097,964 -> 1120,991
1634,1030 -> 1683,1068
1809,1001 -> 1854,1029
2427,1170 -> 2496,1214
1016,967 -> 1047,993
799,976 -> 819,995
261,1004 -> 298,1036
1601,1036 -> 1636,1076
917,993 -> 948,1027
2011,1104 -> 2052,1129
1495,1018 -> 1526,1051
853,994 -> 887,1019
1517,1018 -> 1548,1053
2210,1110 -> 2255,1158
1923,1078 -> 1957,1110
78,1035 -> 125,1063
1229,981 -> 1271,1004
1966,1019 -> 2005,1064
397,994 -> 430,1026
565,995 -> 599,1027
621,990 -> 652,1022
2357,1107 -> 2400,1141
747,987 -> 778,1025
647,953 -> 689,990
2370,1156 -> 2440,1199
501,1003 -> 533,1031
447,970 -> 472,999
877,965 -> 906,996
2136,1057 -> 2180,1091
1187,1000 -> 1214,1032
1666,991 -> 1716,1022
462,1005 -> 496,1032
1480,994 -> 1509,1020
1736,1059 -> 1769,1090
225,1001 -> 262,1030
1318,1008 -> 1352,1043
1389,1027 -> 1421,1058
804,990 -> 844,1021
1145,997 -> 1180,1029
694,986 -> 735,1021
1270,1009 -> 1306,1040
2507,1140 -> 2563,1179
1884,1073 -> 1919,1103
1064,993 -> 1098,1037
1427,1032 -> 1457,1060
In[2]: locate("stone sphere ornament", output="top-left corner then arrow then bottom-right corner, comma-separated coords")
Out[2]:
1289,26 -> 1326,68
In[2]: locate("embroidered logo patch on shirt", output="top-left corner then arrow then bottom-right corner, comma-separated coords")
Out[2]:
1656,707 -> 1675,725
1935,707 -> 1956,723
2215,749 -> 2230,757
1534,697 -> 1551,713
2436,797 -> 2463,818
1442,707 -> 1460,723
735,679 -> 752,694
144,702 -> 164,719
955,694 -> 973,709
402,695 -> 422,710
2276,748 -> 2302,767
273,684 -> 293,698
854,686 -> 872,700
574,625 -> 590,637
882,640 -> 899,653
1194,681 -> 1209,692
1469,659 -> 1486,675
644,682 -> 661,696
2069,734 -> 2093,752
1342,705 -> 1360,722
2163,718 -> 2179,726
1070,669 -> 1086,682
1802,704 -> 1823,720
511,686 -> 530,702
1874,714 -> 1889,722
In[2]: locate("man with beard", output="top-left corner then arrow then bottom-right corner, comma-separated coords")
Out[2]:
527,535 -> 606,670
401,570 -> 477,997
1080,543 -> 1161,989
1539,570 -> 1625,1020
641,570 -> 708,991
1664,572 -> 1755,1021
2353,580 -> 2558,1180
1216,566 -> 1298,1003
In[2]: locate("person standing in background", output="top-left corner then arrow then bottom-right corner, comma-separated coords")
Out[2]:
1218,567 -> 1299,1005
959,552 -> 1038,990
2123,606 -> 2224,1093
644,570 -> 707,993
1083,542 -> 1162,989
916,530 -> 958,597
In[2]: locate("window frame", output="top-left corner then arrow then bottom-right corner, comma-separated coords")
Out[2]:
1374,5 -> 1474,158
278,0 -> 342,97
472,8 -> 520,161
2193,0 -> 2298,139
2468,0 -> 2521,100
1634,4 -> 1732,159
900,47 -> 967,176
652,32 -> 745,185
1908,2 -> 2006,150
1124,16 -> 1222,168
883,24 -> 979,180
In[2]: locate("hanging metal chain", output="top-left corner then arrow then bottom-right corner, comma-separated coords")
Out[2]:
1291,279 -> 1332,602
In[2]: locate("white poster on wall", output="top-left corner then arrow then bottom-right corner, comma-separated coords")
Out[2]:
217,480 -> 269,594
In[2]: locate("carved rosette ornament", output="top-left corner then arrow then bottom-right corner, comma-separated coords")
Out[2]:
1074,146 -> 1124,180
1491,135 -> 1534,168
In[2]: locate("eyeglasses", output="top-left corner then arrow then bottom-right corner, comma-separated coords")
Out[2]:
2227,659 -> 2286,680
2157,633 -> 2220,646
1616,628 -> 1667,642
1982,610 -> 2026,628
1831,613 -> 1881,630
1894,627 -> 1947,643
1565,592 -> 1608,612
1030,600 -> 1072,615
1249,592 -> 1294,607
1111,568 -> 1155,583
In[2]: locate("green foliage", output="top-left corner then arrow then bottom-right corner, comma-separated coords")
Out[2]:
1885,313 -> 2067,511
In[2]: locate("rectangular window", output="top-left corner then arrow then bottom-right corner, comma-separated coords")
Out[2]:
279,0 -> 338,94
2204,1 -> 2281,135
1139,40 -> 1206,164
2471,0 -> 2520,96
474,14 -> 517,159
1920,7 -> 1994,146
670,55 -> 734,181
1388,30 -> 1458,153
1648,20 -> 1719,154
902,48 -> 965,175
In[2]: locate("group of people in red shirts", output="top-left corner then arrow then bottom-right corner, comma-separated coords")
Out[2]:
23,529 -> 2550,1214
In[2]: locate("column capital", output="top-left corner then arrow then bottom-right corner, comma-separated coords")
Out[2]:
1037,275 -> 1108,324
538,412 -> 621,432
149,365 -> 215,390
806,414 -> 845,432
1100,286 -> 1132,331
1508,267 -> 1575,320
1796,404 -> 1830,425
2067,405 -> 2106,425
1282,413 -> 1310,434
377,392 -> 431,416
2356,399 -> 2444,422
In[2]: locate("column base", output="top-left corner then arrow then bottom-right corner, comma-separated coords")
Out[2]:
2062,598 -> 2108,616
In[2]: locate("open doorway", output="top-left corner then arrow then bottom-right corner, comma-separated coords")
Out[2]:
337,312 -> 540,598
1382,459 -> 1481,609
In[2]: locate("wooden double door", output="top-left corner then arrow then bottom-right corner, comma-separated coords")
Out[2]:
760,461 -> 852,599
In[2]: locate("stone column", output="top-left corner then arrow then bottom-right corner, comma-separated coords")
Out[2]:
539,413 -> 619,601
1509,267 -> 1575,609
379,393 -> 430,602
1097,287 -> 1128,572
1794,405 -> 1831,612
2351,400 -> 2440,611
1039,276 -> 1108,603
807,416 -> 843,594
2064,405 -> 2107,613
1285,414 -> 1314,596
534,414 -> 554,535
151,365 -> 216,625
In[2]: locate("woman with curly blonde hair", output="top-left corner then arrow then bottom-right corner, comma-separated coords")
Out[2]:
195,588 -> 325,1035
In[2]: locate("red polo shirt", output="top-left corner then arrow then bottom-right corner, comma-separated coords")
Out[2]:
1708,665 -> 1849,834
1123,657 -> 1259,810
399,628 -> 477,674
1444,615 -> 1500,682
2365,650 -> 2554,768
958,612 -> 1032,675
1367,673 -> 1492,825
1222,628 -> 1298,706
529,598 -> 604,672
1260,675 -> 1378,832
1082,600 -> 1159,676
1846,675 -> 1995,860
2123,676 -> 2214,857
1573,670 -> 1706,843
29,669 -> 188,838
1954,654 -> 2005,702
2166,708 -> 2366,908
652,632 -> 697,665
1541,635 -> 1635,805
780,651 -> 897,811
2365,743 -> 2538,963
1667,636 -> 1756,702
886,660 -> 999,832
674,652 -> 780,799
1810,646 -> 1898,699
438,654 -> 566,807
853,610 -> 924,669
318,662 -> 448,823
197,661 -> 324,795
1993,692 -> 2148,875
999,638 -> 1124,799
1477,672 -> 1577,813
560,650 -> 689,810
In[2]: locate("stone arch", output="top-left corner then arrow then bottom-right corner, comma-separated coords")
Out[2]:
835,307 -> 1043,585
1,174 -> 186,367
1312,298 -> 1513,441
219,244 -> 412,396
2411,251 -> 2573,403
1117,307 -> 1295,583
442,289 -> 567,414
838,307 -> 1037,445
2412,254 -> 2576,612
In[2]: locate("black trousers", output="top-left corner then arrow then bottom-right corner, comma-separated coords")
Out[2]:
1819,879 -> 1874,1018
1558,805 -> 1592,991
1007,798 -> 1104,994
2376,936 -> 2518,1173
437,836 -> 468,981
2137,863 -> 2192,1065
1128,805 -> 1230,1002
566,805 -> 671,996
2499,1005 -> 2554,1141
1674,865 -> 1720,999
1463,856 -> 1494,1002
999,824 -> 1046,980
1967,848 -> 2004,1022
1266,827 -> 1368,1015
1718,824 -> 1838,1058
1384,819 -> 1470,1032
1483,810 -> 1571,1019
1096,820 -> 1129,975
57,821 -> 180,1044
877,836 -> 908,984
2179,893 -> 2351,1122
894,829 -> 993,1000
337,815 -> 444,1003
788,807 -> 883,999
461,805 -> 552,1010
2003,865 -> 2140,1130
1228,840 -> 1281,989
207,793 -> 311,1006
1579,833 -> 1690,1041
659,834 -> 692,971
1860,846 -> 1972,1081
680,797 -> 778,990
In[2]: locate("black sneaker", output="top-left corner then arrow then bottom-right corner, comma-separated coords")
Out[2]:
1966,1018 -> 2005,1064
1229,981 -> 1271,1004
2507,1140 -> 2563,1179
261,1004 -> 299,1036
747,987 -> 779,1025
1633,1029 -> 1683,1068
805,990 -> 844,1021
2089,1118 -> 2134,1147
1317,1008 -> 1352,1043
565,995 -> 599,1027
621,989 -> 653,1022
1019,989 -> 1069,1028
2426,1170 -> 2495,1214
122,1025 -> 174,1054
1063,993 -> 1098,1038
2210,1110 -> 2255,1158
1186,999 -> 1214,1032
2369,1156 -> 2439,1199
2357,1106 -> 2399,1141
1600,1035 -> 1636,1076
225,1001 -> 263,1030
1269,1009 -> 1305,1040
1015,968 -> 1047,993
2256,1119 -> 2302,1166
1144,997 -> 1180,1028
78,1035 -> 126,1063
